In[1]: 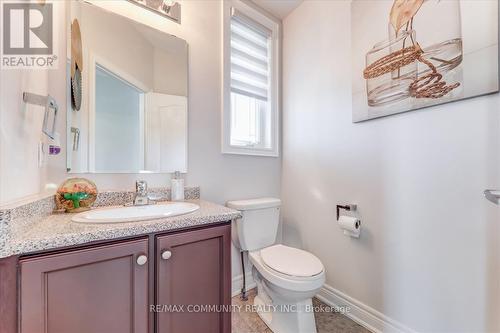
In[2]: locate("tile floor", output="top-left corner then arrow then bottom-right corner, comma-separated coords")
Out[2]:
232,289 -> 370,333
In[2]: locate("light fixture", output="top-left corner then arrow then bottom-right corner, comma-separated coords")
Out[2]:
128,0 -> 181,23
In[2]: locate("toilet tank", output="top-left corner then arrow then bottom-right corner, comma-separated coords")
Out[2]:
226,198 -> 281,251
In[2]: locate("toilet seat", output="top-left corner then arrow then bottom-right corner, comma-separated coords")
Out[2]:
249,245 -> 325,292
260,244 -> 323,278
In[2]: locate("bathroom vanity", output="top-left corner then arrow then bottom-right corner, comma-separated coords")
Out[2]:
0,196 -> 238,333
0,2 -> 237,332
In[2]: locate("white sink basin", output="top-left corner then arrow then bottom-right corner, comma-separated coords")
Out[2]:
72,202 -> 200,224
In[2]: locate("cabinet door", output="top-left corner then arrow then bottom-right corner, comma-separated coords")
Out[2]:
20,238 -> 149,333
156,224 -> 231,333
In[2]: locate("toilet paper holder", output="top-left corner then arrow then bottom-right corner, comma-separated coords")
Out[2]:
336,204 -> 357,221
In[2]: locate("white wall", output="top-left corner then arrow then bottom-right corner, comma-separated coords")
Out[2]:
0,0 -> 62,204
0,70 -> 49,203
0,0 -> 281,281
54,0 -> 281,201
153,47 -> 188,96
81,3 -> 155,92
282,1 -> 500,332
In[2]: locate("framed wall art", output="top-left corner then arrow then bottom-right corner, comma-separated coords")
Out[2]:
351,0 -> 499,122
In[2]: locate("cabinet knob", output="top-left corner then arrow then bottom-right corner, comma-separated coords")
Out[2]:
161,250 -> 172,260
136,254 -> 148,266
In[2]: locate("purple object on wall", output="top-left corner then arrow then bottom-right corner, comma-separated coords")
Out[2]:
49,145 -> 61,155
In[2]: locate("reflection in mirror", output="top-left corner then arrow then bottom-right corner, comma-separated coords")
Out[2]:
95,65 -> 144,172
67,1 -> 188,173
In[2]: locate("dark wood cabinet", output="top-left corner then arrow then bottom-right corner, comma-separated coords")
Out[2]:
156,224 -> 231,333
5,222 -> 232,333
19,238 -> 150,333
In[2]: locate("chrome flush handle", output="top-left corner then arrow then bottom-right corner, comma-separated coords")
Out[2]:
484,190 -> 500,205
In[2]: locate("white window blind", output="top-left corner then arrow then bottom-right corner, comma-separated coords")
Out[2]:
229,9 -> 273,148
222,1 -> 279,157
230,9 -> 271,102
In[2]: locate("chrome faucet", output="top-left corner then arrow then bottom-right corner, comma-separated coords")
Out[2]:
134,180 -> 150,206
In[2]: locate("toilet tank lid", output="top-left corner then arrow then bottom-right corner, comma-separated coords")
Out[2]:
226,198 -> 281,211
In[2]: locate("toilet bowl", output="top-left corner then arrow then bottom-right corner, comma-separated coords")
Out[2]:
249,244 -> 325,333
226,198 -> 325,333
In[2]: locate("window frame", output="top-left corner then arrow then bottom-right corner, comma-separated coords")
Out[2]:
222,0 -> 281,157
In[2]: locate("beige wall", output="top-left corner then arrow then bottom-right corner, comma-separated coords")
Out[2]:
282,0 -> 499,331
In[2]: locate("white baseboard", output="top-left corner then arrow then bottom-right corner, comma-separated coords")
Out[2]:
232,276 -> 415,333
232,273 -> 256,297
317,284 -> 416,333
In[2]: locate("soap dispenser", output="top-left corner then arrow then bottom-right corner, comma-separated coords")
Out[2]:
171,171 -> 184,201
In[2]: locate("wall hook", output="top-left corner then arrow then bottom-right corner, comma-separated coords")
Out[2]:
71,127 -> 80,151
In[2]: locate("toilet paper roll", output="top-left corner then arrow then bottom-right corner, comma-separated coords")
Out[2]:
338,216 -> 361,238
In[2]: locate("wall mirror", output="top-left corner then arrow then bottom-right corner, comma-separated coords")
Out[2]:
67,1 -> 188,173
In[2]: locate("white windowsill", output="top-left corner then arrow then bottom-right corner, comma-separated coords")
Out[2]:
222,145 -> 279,157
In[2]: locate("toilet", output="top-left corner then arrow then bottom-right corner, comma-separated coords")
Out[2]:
227,198 -> 325,333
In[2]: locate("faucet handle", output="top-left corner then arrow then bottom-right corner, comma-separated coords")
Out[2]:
136,180 -> 147,195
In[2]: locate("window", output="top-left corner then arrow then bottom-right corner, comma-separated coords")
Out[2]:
222,0 -> 280,157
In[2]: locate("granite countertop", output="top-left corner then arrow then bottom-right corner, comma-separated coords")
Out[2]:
0,200 -> 241,258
